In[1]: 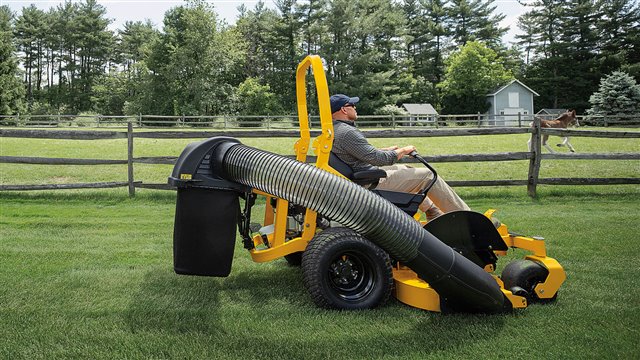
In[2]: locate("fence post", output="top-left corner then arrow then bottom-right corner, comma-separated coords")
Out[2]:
527,117 -> 542,198
518,112 -> 522,127
127,122 -> 135,197
477,112 -> 481,127
392,114 -> 396,129
138,113 -> 142,127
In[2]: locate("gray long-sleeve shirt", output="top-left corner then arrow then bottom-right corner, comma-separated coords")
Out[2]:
332,120 -> 398,172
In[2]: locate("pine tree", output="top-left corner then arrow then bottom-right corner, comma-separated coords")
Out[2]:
0,6 -> 25,115
330,0 -> 411,115
118,20 -> 158,75
295,0 -> 329,55
587,71 -> 640,121
596,0 -> 640,78
75,0 -> 114,111
14,5 -> 47,102
519,0 -> 584,110
273,0 -> 302,110
447,0 -> 507,51
403,0 -> 450,106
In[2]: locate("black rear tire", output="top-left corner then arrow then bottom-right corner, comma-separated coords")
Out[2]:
301,228 -> 393,310
501,259 -> 554,303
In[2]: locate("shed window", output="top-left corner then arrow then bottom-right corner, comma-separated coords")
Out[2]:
508,92 -> 519,107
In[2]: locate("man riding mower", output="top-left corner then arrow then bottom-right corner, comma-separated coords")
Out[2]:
168,55 -> 566,313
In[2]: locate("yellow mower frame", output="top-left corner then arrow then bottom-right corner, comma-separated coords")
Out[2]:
246,55 -> 565,312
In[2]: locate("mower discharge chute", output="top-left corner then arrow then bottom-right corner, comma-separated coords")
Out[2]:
169,55 -> 566,313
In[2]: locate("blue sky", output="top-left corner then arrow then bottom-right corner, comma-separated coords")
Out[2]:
1,0 -> 528,44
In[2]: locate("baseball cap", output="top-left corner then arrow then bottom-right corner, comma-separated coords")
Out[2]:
330,94 -> 360,113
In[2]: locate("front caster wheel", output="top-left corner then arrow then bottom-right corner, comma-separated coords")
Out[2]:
301,228 -> 393,310
501,259 -> 555,303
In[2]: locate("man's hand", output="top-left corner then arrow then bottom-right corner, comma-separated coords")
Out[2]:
394,145 -> 416,160
381,145 -> 399,151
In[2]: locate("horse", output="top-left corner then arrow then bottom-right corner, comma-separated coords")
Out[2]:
528,109 -> 579,153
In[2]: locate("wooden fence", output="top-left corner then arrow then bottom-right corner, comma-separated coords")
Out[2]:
1,121 -> 639,197
1,113 -> 638,129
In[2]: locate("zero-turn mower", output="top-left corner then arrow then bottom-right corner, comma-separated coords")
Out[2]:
168,55 -> 566,313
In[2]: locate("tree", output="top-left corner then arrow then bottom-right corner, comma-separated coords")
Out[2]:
50,1 -> 80,111
234,77 -> 284,126
0,6 -> 25,115
235,1 -> 301,112
273,0 -> 302,109
74,0 -> 114,111
596,0 -> 640,79
328,0 -> 412,115
587,71 -> 640,121
91,71 -> 128,115
447,0 -> 507,51
439,41 -> 512,114
518,0 -> 591,111
14,5 -> 47,102
558,0 -> 600,111
141,0 -> 246,116
295,0 -> 329,55
117,20 -> 158,75
403,0 -> 450,106
115,20 -> 158,113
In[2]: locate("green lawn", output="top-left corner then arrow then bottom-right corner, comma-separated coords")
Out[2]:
1,130 -> 639,358
1,189 -> 639,359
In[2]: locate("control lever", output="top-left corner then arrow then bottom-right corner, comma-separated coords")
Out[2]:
409,151 -> 438,195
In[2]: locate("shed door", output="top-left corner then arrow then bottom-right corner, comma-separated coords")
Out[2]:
508,92 -> 519,107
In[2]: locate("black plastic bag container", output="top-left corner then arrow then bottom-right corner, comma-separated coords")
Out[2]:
173,187 -> 239,277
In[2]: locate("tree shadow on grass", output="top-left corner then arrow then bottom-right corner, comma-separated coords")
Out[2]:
124,263 -> 305,335
126,264 -> 508,357
204,306 -> 508,359
125,269 -> 225,335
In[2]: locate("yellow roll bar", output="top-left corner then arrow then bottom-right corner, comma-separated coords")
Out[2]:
294,55 -> 336,172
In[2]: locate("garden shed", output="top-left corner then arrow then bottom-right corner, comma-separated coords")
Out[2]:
536,108 -> 567,119
486,79 -> 539,126
402,103 -> 438,125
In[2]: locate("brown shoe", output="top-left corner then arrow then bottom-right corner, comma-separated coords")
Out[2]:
425,206 -> 444,222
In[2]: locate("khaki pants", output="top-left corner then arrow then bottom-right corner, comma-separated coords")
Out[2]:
376,164 -> 469,218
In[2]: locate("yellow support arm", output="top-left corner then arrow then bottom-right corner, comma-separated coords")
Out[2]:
295,55 -> 334,168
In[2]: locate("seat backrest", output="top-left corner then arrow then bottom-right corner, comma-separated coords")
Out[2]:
328,152 -> 354,179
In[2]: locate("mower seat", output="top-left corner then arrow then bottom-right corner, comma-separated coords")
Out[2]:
329,152 -> 425,216
329,152 -> 387,187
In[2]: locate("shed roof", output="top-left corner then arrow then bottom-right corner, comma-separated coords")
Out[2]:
536,108 -> 567,115
402,103 -> 438,115
487,79 -> 540,96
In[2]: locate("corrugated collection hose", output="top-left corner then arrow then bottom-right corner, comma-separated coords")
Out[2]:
218,143 -> 505,312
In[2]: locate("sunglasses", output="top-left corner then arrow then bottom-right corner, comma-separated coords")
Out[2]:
343,104 -> 356,109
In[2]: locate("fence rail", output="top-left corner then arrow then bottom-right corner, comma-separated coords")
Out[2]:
1,120 -> 639,197
1,112 -> 639,129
